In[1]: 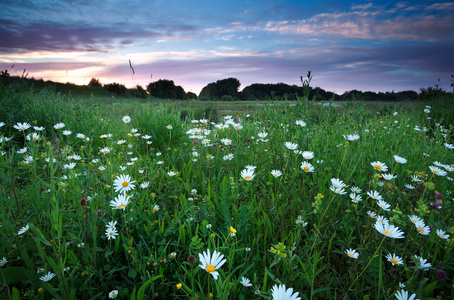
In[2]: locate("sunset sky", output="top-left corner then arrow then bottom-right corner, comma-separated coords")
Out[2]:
1,0 -> 453,95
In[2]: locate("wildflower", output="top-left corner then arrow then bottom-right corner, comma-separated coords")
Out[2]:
350,186 -> 362,193
198,249 -> 227,280
98,166 -> 106,171
271,170 -> 282,178
100,147 -> 110,154
17,147 -> 28,154
424,108 -> 430,113
117,140 -> 126,145
106,220 -> 117,229
295,120 -> 306,127
436,269 -> 447,280
386,253 -> 403,266
343,134 -> 359,141
122,116 -> 131,123
330,186 -> 346,195
76,133 -> 86,139
415,256 -> 431,270
223,154 -> 234,161
176,283 -> 182,289
40,271 -> 56,282
285,142 -> 298,150
300,161 -> 314,173
345,249 -> 359,259
377,200 -> 391,211
152,204 -> 160,212
394,155 -> 407,164
295,215 -> 307,227
18,224 -> 29,235
105,227 -> 118,240
374,221 -> 405,239
26,133 -> 40,141
140,181 -> 149,189
191,189 -> 197,195
349,193 -> 362,203
331,178 -> 345,189
376,215 -> 389,225
54,123 -> 65,129
63,162 -> 76,169
444,143 -> 454,149
371,161 -> 388,172
382,173 -> 396,180
404,184 -> 415,190
0,257 -> 7,267
167,171 -> 176,177
271,284 -> 301,300
367,190 -> 383,201
240,277 -> 252,287
13,122 -> 31,131
258,132 -> 268,138
110,194 -> 130,210
429,166 -> 447,176
394,289 -> 418,300
436,229 -> 449,240
302,151 -> 314,160
109,290 -> 119,299
240,168 -> 255,181
77,243 -> 85,248
408,215 -> 422,225
113,174 -> 135,193
166,124 -> 172,129
414,221 -> 430,236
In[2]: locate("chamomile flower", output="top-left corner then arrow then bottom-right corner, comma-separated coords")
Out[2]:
394,155 -> 407,164
110,194 -> 130,210
343,134 -> 359,141
271,284 -> 301,300
106,220 -> 117,229
113,174 -> 135,193
415,256 -> 431,270
258,132 -> 268,138
300,161 -> 314,173
408,215 -> 422,224
18,224 -> 29,235
436,229 -> 449,240
367,190 -> 383,201
39,271 -> 56,282
295,120 -> 306,127
26,133 -> 40,141
345,249 -> 359,259
386,253 -> 403,266
0,257 -> 7,267
377,200 -> 391,211
240,277 -> 252,287
394,289 -> 418,300
271,170 -> 282,178
367,211 -> 377,218
376,215 -> 389,225
241,168 -> 255,181
414,221 -> 430,236
302,151 -> 314,160
350,186 -> 362,193
349,193 -> 362,203
166,124 -> 172,129
167,171 -> 176,177
330,186 -> 346,195
382,173 -> 396,180
374,221 -> 405,239
404,184 -> 415,189
429,166 -> 447,176
331,178 -> 345,189
54,123 -> 66,129
122,116 -> 131,123
285,142 -> 298,150
221,138 -> 232,145
140,181 -> 150,189
223,154 -> 234,161
100,147 -> 111,154
13,122 -> 31,131
198,249 -> 227,280
63,130 -> 71,136
371,161 -> 388,172
105,227 -> 118,240
444,143 -> 454,149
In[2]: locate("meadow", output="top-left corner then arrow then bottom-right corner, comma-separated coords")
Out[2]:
0,80 -> 453,300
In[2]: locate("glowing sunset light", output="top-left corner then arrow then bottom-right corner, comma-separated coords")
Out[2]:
0,0 -> 452,94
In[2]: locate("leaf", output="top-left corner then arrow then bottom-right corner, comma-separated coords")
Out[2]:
128,268 -> 137,279
424,281 -> 437,297
1,267 -> 29,284
12,287 -> 20,300
137,275 -> 162,300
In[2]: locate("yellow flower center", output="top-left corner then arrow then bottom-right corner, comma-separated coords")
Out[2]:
418,227 -> 424,232
391,258 -> 398,264
348,253 -> 354,257
119,204 -> 126,209
303,166 -> 309,171
122,181 -> 129,187
440,234 -> 444,238
206,265 -> 215,273
433,170 -> 439,174
375,164 -> 382,170
109,232 -> 113,236
383,230 -> 392,236
245,176 -> 251,180
33,137 -> 36,140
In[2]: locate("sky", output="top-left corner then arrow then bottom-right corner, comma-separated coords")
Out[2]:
1,0 -> 453,95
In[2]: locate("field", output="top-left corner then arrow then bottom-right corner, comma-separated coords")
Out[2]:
0,80 -> 453,300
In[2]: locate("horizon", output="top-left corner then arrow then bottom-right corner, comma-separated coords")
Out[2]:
1,1 -> 453,95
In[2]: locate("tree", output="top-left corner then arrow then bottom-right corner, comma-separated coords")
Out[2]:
199,78 -> 240,99
131,84 -> 148,98
104,82 -> 127,96
146,79 -> 188,99
88,78 -> 102,87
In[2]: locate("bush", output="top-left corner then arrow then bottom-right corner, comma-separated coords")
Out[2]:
221,95 -> 234,101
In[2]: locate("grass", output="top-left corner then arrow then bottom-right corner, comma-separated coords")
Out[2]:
0,80 -> 453,300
